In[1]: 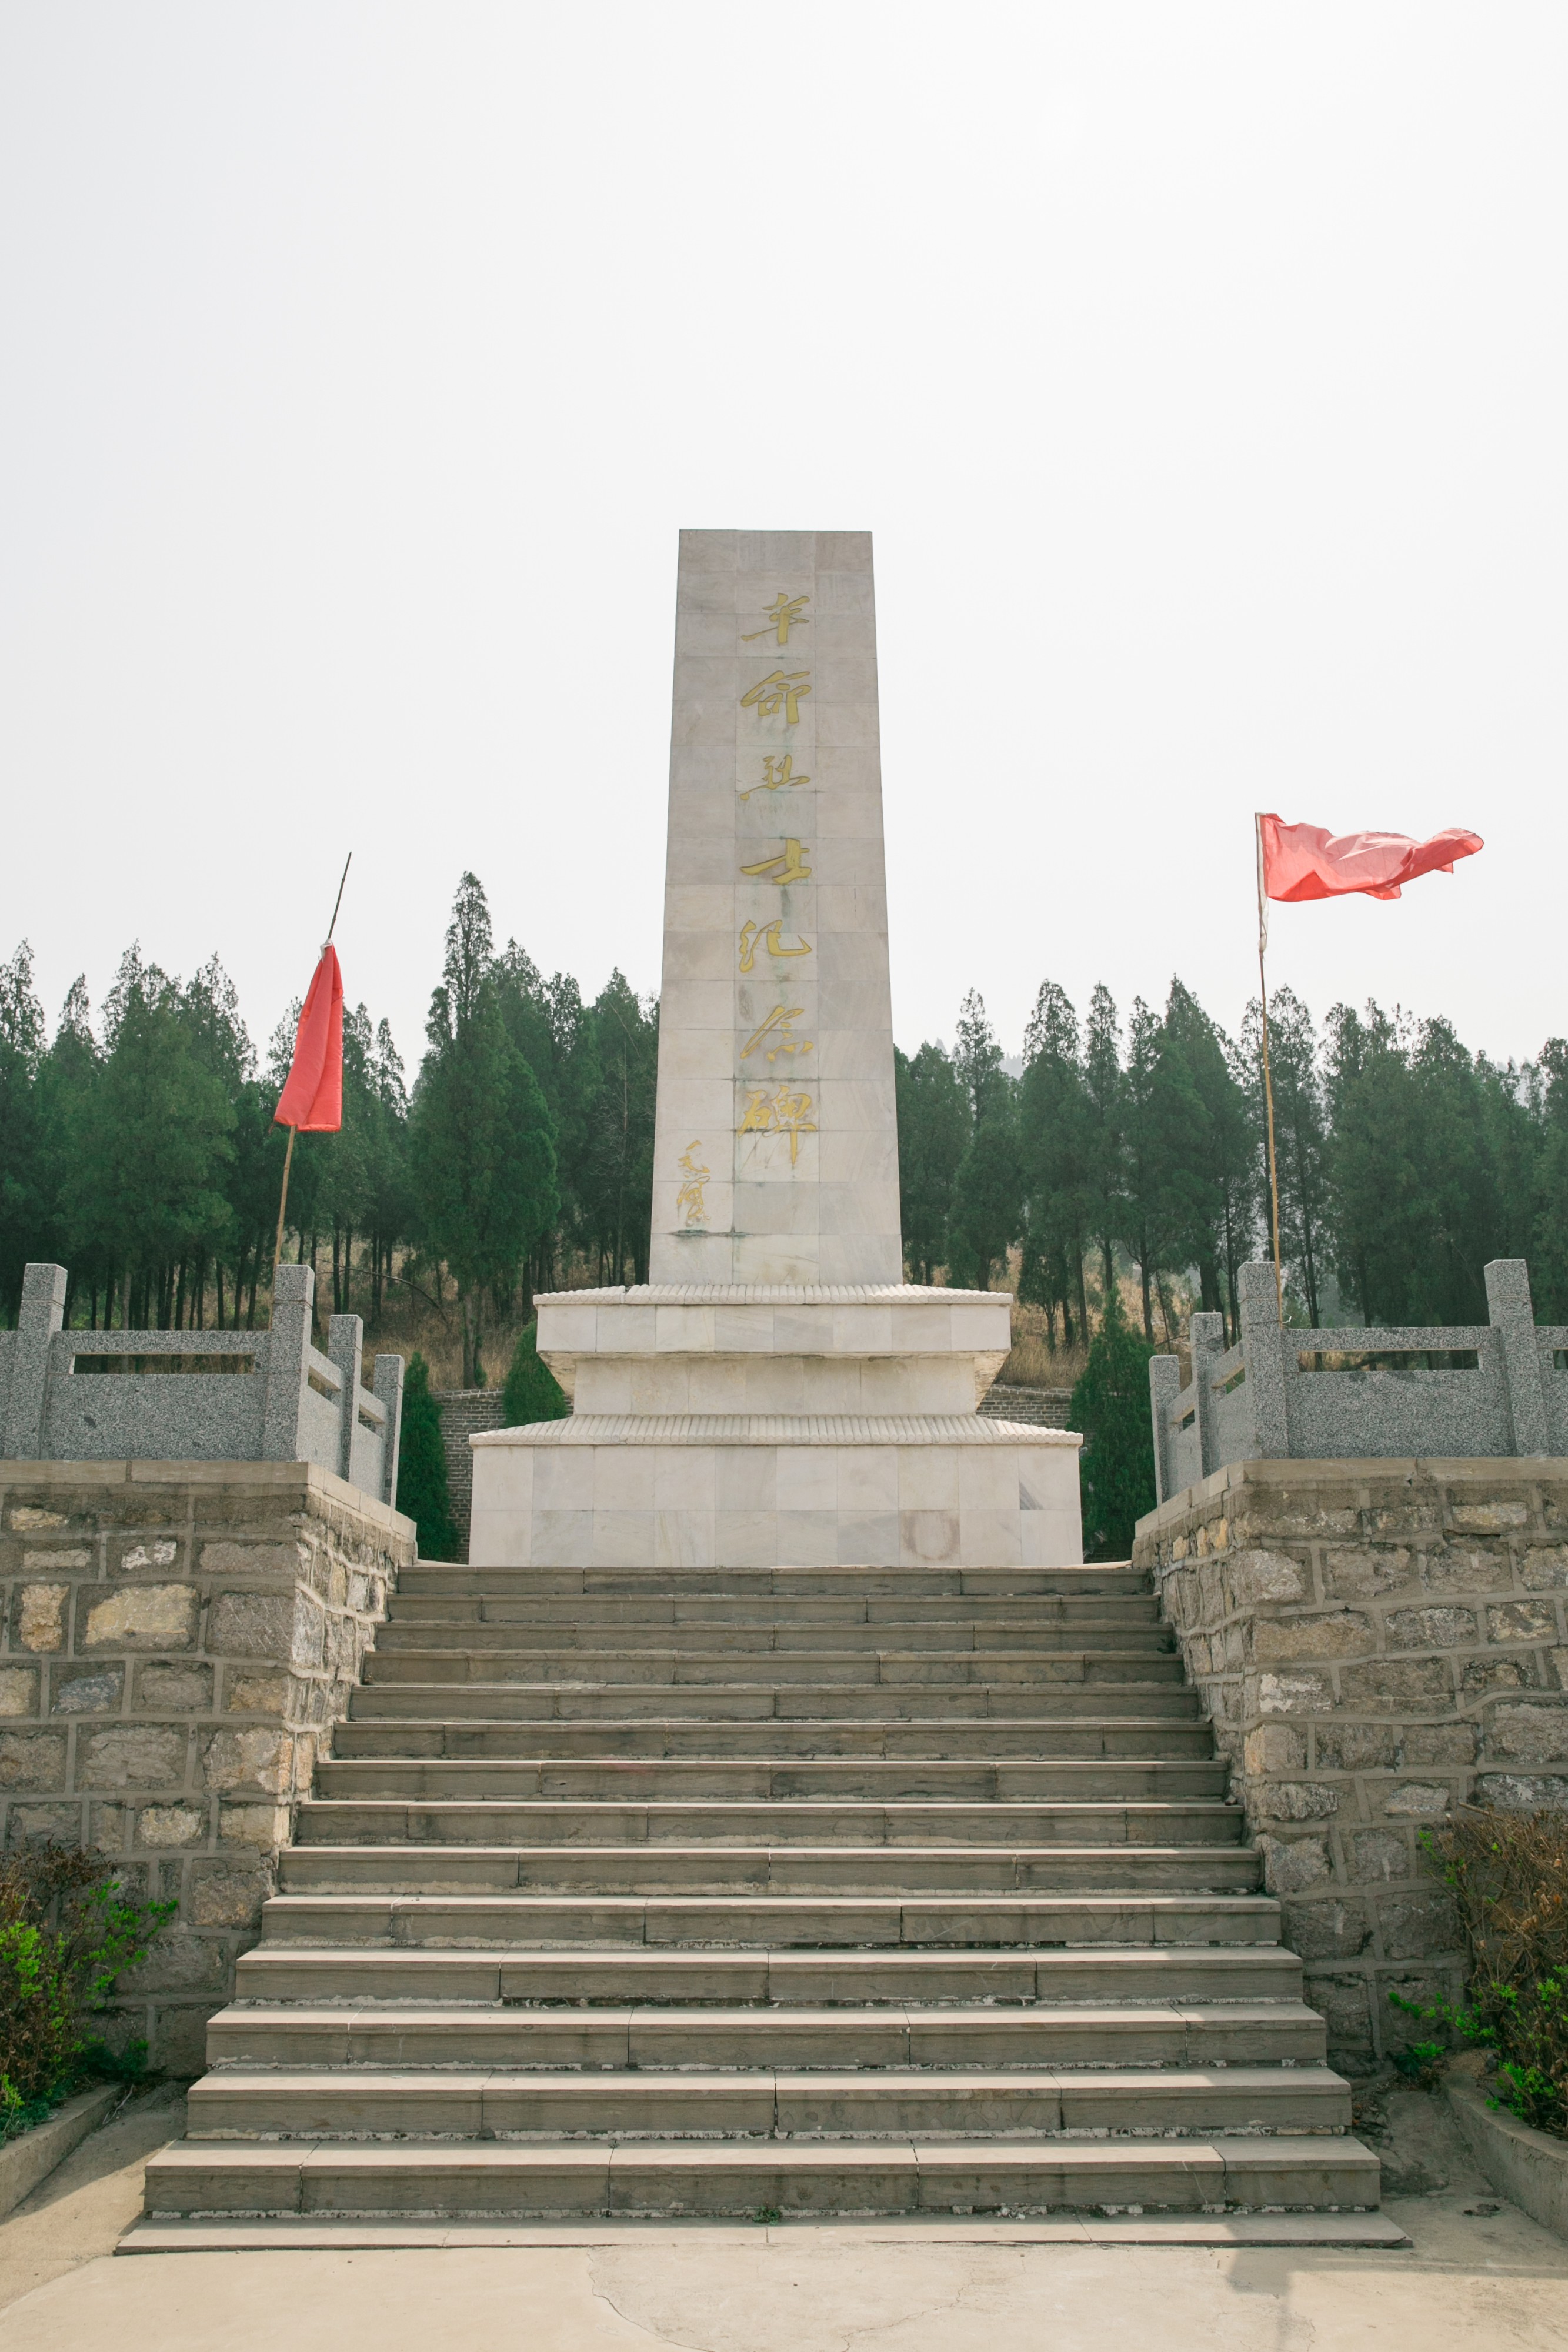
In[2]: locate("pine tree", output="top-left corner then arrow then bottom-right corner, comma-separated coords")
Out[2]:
945,994 -> 1022,1292
895,1042 -> 969,1282
947,1098 -> 1022,1292
395,1352 -> 458,1560
502,1322 -> 571,1426
1082,983 -> 1125,1299
411,876 -> 560,1383
0,943 -> 48,1319
1069,1283 -> 1157,1562
1018,980 -> 1092,1342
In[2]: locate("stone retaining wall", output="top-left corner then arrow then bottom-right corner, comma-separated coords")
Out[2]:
0,1459 -> 414,2071
1132,1457 -> 1568,2075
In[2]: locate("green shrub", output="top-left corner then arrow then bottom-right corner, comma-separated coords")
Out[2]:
1386,1806 -> 1568,2137
502,1322 -> 570,1427
0,1844 -> 174,2138
395,1350 -> 458,1562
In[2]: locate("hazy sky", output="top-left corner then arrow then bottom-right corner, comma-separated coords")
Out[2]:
3,6 -> 1563,1080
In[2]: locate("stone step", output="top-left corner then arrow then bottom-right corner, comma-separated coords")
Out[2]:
293,1799 -> 1247,1849
385,1596 -> 1163,1628
206,1999 -> 1328,2071
332,1718 -> 1217,1761
144,2131 -> 1379,2220
185,2064 -> 1352,2141
256,1890 -> 1281,1949
312,1758 -> 1229,1805
361,1650 -> 1189,1687
278,1844 -> 1267,1897
346,1681 -> 1205,1723
371,1622 -> 1177,1654
232,1943 -> 1302,2006
395,1564 -> 1150,1599
122,2214 -> 1412,2250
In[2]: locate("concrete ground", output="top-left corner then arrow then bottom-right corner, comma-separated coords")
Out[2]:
1,2083 -> 1565,2351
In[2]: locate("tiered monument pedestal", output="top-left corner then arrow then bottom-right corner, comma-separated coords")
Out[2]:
469,1283 -> 1083,1572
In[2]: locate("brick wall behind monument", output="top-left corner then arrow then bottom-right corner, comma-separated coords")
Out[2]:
0,1461 -> 413,2073
434,1390 -> 508,1559
1133,1459 -> 1568,2075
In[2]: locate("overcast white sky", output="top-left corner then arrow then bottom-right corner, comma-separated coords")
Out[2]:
2,6 -> 1563,1078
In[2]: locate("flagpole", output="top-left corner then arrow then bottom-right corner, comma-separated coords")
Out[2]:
1255,814 -> 1285,1325
272,1125 -> 297,1276
325,850 -> 351,947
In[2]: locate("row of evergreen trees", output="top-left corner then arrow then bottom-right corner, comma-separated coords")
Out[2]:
898,980 -> 1568,1343
0,873 -> 656,1384
5,878 -> 1566,1379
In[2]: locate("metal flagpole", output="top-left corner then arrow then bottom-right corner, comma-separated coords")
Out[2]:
325,850 -> 351,947
1255,814 -> 1285,1324
272,854 -> 352,1278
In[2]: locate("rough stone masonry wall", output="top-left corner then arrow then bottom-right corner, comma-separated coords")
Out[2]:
1132,1457 -> 1568,2076
0,1460 -> 414,2072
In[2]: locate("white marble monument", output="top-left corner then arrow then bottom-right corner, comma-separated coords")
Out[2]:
470,530 -> 1082,1570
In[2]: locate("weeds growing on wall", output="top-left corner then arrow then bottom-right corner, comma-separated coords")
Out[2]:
1387,1806 -> 1568,2139
0,1844 -> 174,2139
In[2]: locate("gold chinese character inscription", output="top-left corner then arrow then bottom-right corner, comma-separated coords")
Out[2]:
739,754 -> 809,800
738,920 -> 812,972
675,1140 -> 710,1227
739,1085 -> 818,1166
740,839 -> 812,885
741,1006 -> 814,1065
740,670 -> 812,725
742,592 -> 810,647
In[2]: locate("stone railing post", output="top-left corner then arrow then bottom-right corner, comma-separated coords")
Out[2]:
1486,1258 -> 1550,1456
373,1353 -> 405,1507
1238,1259 -> 1290,1457
2,1262 -> 66,1460
1189,1311 -> 1225,1477
1149,1356 -> 1180,1504
261,1264 -> 314,1462
327,1313 -> 365,1484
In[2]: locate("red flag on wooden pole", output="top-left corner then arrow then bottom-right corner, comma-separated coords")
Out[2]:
272,855 -> 352,1277
1252,810 -> 1484,1328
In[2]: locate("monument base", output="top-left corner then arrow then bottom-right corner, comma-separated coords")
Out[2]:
470,1411 -> 1082,1570
469,1284 -> 1084,1569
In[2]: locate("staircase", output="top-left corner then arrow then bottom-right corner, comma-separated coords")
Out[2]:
131,1554 -> 1396,2245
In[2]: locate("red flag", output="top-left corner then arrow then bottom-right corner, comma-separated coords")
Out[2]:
1259,814 -> 1484,904
273,945 -> 344,1132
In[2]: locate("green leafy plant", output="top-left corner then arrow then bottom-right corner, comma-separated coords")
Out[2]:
0,1844 -> 174,2138
395,1350 -> 459,1561
502,1320 -> 570,1427
1384,1807 -> 1568,2137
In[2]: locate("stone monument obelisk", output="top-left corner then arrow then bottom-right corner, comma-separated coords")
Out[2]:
470,530 -> 1082,1570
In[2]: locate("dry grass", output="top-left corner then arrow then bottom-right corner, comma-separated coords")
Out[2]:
998,1323 -> 1087,1393
334,1252 -> 612,1392
1409,1806 -> 1568,2136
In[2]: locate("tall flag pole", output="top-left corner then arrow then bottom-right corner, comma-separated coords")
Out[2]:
1253,812 -> 1483,1329
1254,816 -> 1285,1323
272,853 -> 352,1280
